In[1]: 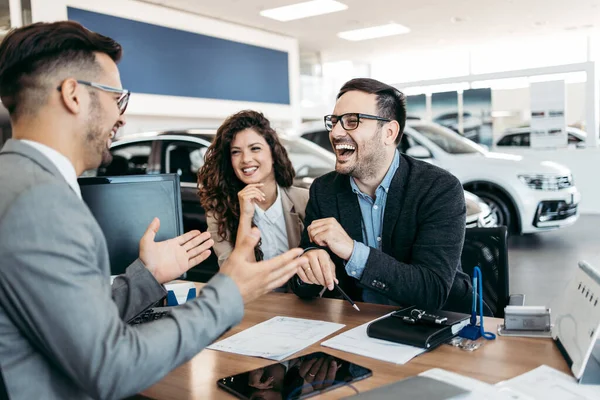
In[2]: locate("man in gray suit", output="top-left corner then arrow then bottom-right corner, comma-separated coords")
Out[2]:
0,21 -> 307,399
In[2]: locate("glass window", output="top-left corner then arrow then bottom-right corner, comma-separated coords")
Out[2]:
21,0 -> 31,25
281,137 -> 335,179
409,124 -> 484,154
301,130 -> 332,152
97,141 -> 153,176
497,135 -> 513,146
567,134 -> 582,144
162,141 -> 207,183
397,133 -> 423,154
498,133 -> 530,147
0,0 -> 9,32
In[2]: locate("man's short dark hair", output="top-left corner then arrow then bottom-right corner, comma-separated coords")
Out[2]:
0,21 -> 122,120
337,78 -> 406,143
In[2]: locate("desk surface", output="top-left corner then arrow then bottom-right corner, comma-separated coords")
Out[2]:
143,290 -> 569,400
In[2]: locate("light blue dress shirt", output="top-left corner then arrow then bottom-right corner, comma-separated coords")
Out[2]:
346,150 -> 400,303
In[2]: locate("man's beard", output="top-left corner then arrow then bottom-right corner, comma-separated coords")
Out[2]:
339,128 -> 384,181
85,96 -> 113,168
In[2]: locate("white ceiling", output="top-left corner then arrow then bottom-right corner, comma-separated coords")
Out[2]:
140,0 -> 600,61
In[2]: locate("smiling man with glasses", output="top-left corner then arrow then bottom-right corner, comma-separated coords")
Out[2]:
291,78 -> 488,316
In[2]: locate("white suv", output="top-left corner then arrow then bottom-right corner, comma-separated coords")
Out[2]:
302,120 -> 580,234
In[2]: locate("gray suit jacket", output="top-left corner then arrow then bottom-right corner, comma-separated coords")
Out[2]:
0,140 -> 244,399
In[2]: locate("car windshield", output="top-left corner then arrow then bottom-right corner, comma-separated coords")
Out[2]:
409,123 -> 486,155
280,136 -> 335,178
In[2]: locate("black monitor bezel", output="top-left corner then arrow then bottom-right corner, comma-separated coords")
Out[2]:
78,173 -> 184,238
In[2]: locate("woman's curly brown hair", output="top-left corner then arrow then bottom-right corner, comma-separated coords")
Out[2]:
197,110 -> 295,260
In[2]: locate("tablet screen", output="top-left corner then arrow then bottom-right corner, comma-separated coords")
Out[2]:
217,351 -> 372,399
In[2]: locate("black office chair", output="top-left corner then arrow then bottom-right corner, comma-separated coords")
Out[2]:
460,226 -> 524,318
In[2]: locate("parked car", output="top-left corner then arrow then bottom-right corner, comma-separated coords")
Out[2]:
302,119 -> 580,234
87,128 -> 496,280
496,126 -> 587,148
433,111 -> 482,141
86,129 -> 335,281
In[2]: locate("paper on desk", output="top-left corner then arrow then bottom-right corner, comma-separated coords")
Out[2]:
320,314 -> 426,364
207,316 -> 344,361
420,368 -> 526,400
495,365 -> 600,400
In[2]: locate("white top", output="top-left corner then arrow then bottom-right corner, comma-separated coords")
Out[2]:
19,139 -> 81,199
253,186 -> 289,261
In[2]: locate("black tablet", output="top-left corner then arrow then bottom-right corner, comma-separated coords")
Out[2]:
217,351 -> 372,400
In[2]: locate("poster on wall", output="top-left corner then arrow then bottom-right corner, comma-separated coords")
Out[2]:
406,94 -> 426,120
431,91 -> 459,135
530,81 -> 567,149
463,88 -> 492,146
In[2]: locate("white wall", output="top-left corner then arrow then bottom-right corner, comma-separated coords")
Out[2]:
30,0 -> 301,135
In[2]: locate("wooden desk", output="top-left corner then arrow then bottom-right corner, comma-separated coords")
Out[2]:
143,291 -> 569,399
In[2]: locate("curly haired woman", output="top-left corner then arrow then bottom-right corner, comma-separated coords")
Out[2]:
198,110 -> 309,268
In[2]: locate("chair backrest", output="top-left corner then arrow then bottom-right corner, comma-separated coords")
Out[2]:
460,226 -> 509,318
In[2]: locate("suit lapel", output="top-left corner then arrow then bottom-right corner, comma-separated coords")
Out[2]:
281,188 -> 302,248
382,157 -> 409,249
337,179 -> 363,242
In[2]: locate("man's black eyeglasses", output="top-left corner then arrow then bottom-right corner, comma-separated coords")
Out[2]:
324,113 -> 391,132
57,80 -> 130,115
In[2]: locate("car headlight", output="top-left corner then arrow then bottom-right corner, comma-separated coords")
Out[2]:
518,174 -> 574,191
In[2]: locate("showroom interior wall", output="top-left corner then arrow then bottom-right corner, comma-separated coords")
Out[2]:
29,0 -> 301,135
387,61 -> 600,214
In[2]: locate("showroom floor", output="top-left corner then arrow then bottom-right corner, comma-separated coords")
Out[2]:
508,214 -> 599,308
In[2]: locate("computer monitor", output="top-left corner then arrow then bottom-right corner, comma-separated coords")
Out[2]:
78,174 -> 184,275
552,261 -> 600,384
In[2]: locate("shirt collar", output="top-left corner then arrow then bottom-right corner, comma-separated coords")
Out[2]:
19,139 -> 82,199
350,150 -> 400,195
254,186 -> 283,222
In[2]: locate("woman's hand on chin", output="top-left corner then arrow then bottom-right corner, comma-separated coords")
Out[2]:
237,183 -> 265,219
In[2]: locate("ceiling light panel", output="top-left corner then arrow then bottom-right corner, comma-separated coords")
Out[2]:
338,23 -> 410,41
260,0 -> 348,22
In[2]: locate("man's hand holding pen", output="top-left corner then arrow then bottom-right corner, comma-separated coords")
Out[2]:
299,217 -> 355,289
297,227 -> 361,311
296,249 -> 337,291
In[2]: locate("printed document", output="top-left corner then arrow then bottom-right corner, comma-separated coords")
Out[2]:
321,314 -> 425,364
207,316 -> 344,361
496,365 -> 600,400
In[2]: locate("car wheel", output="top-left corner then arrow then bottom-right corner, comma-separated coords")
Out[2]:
472,190 -> 512,230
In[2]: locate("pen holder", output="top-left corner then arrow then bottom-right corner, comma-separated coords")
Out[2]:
166,287 -> 197,306
459,324 -> 482,340
458,266 -> 496,341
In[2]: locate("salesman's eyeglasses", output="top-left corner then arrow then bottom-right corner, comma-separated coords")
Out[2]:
57,80 -> 130,115
324,113 -> 391,132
